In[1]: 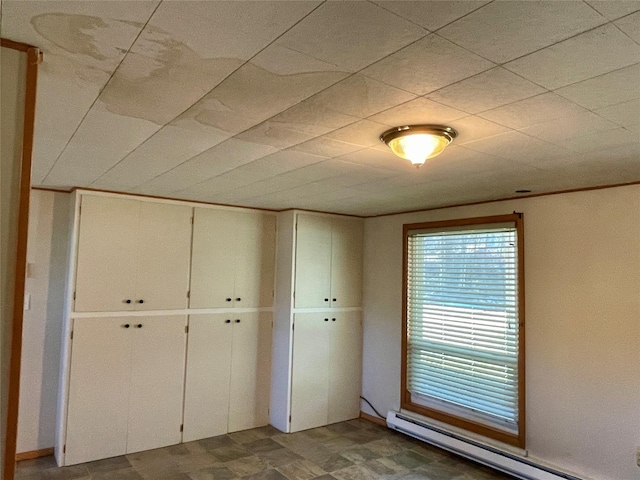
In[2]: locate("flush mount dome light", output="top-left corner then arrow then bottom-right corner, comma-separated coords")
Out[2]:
380,125 -> 457,167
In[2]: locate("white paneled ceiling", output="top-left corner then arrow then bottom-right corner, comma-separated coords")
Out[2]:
2,0 -> 639,216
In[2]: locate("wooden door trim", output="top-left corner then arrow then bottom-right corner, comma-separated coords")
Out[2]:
3,41 -> 40,480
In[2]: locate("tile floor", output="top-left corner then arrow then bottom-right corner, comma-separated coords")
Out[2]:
16,418 -> 515,480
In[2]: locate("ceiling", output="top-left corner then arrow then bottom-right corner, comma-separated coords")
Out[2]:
1,0 -> 639,216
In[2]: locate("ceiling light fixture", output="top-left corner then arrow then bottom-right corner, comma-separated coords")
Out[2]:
380,125 -> 457,167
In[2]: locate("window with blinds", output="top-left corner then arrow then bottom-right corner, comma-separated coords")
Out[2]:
402,214 -> 524,448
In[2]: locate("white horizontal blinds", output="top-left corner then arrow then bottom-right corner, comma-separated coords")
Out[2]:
407,226 -> 519,432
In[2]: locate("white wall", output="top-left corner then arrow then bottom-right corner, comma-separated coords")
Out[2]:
361,185 -> 640,480
16,190 -> 70,453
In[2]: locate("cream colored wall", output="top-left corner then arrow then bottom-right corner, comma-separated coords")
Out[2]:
1,45 -> 27,475
17,190 -> 70,453
362,185 -> 640,480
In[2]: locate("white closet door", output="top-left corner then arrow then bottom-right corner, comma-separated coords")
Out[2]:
127,316 -> 186,453
190,209 -> 238,308
65,318 -> 132,465
330,217 -> 363,308
294,215 -> 332,308
234,212 -> 276,308
74,196 -> 139,312
290,314 -> 330,432
183,314 -> 233,442
135,202 -> 192,310
328,312 -> 362,424
228,312 -> 272,432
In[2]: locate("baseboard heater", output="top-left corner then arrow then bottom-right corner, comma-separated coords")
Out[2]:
386,411 -> 582,480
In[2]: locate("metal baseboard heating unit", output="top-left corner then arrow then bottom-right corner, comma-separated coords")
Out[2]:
387,412 -> 582,480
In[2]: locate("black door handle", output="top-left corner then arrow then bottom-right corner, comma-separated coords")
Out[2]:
137,299 -> 144,304
135,324 -> 142,328
226,298 -> 232,302
225,319 -> 231,324
125,299 -> 131,304
235,319 -> 241,323
123,324 -> 130,328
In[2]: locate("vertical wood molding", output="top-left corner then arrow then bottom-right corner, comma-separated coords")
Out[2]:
3,44 -> 39,480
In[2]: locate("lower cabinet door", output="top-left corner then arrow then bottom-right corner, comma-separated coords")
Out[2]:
328,312 -> 362,424
183,314 -> 233,442
228,312 -> 272,432
65,318 -> 133,465
127,316 -> 187,453
290,314 -> 330,432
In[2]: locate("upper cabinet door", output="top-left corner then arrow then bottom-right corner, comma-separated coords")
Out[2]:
191,208 -> 276,309
234,212 -> 276,308
294,215 -> 332,308
135,202 -> 192,310
74,196 -> 193,312
75,196 -> 139,312
330,217 -> 363,308
190,209 -> 238,308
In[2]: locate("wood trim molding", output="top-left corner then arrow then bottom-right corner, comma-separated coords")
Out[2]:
401,213 -> 526,449
0,38 -> 35,52
31,186 -> 72,194
371,180 -> 640,218
360,411 -> 386,427
16,448 -> 54,462
3,45 -> 39,480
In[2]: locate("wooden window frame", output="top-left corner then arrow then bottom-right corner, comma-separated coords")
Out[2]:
401,213 -> 526,448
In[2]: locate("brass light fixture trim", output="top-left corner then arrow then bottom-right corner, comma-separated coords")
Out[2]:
380,124 -> 458,167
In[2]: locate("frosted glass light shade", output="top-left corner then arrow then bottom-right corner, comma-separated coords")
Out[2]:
380,125 -> 457,167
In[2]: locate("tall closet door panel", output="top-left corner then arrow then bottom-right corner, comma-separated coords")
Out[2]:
127,316 -> 186,453
183,314 -> 233,442
330,218 -> 363,308
228,312 -> 272,433
328,312 -> 362,424
294,215 -> 332,308
290,314 -> 330,432
74,196 -> 139,312
65,318 -> 132,465
135,203 -> 192,310
190,209 -> 237,308
234,212 -> 276,308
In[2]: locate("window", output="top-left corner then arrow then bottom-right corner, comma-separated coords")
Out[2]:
402,214 -> 525,448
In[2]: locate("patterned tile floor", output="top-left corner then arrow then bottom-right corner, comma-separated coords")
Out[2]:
16,418 -> 515,480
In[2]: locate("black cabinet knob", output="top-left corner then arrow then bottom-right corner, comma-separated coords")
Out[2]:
332,298 -> 337,302
136,324 -> 142,328
324,298 -> 329,302
225,319 -> 231,324
235,319 -> 241,323
226,298 -> 232,302
125,299 -> 131,304
123,324 -> 130,328
235,297 -> 241,302
332,318 -> 336,322
324,318 -> 329,322
137,299 -> 144,304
